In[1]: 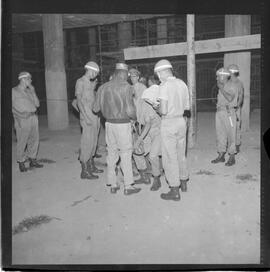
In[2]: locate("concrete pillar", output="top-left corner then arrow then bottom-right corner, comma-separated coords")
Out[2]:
88,27 -> 97,61
42,14 -> 69,130
157,18 -> 167,44
187,14 -> 196,147
224,15 -> 251,131
118,22 -> 132,61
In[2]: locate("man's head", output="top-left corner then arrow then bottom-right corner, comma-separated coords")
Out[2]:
114,63 -> 129,81
216,68 -> 230,84
84,61 -> 100,79
148,75 -> 160,87
128,68 -> 140,85
227,64 -> 240,78
154,59 -> 173,82
18,71 -> 32,87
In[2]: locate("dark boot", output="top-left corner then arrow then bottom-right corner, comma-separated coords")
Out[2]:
211,152 -> 225,164
88,158 -> 104,173
29,158 -> 43,168
236,145 -> 240,154
124,186 -> 141,195
134,169 -> 151,185
160,187 -> 180,201
150,176 -> 161,191
18,162 -> 27,172
94,153 -> 102,158
81,162 -> 99,179
180,178 -> 189,192
225,154 -> 235,166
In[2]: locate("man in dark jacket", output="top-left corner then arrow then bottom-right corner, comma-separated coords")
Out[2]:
93,63 -> 141,195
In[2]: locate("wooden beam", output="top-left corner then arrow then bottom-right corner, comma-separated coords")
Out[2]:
187,14 -> 196,147
124,34 -> 260,60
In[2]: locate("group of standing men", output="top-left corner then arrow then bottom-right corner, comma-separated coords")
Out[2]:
12,59 -> 244,202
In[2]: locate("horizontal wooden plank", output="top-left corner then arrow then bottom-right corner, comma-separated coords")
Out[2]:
124,34 -> 260,60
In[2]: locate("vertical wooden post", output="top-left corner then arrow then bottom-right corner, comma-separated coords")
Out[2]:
187,14 -> 196,147
42,14 -> 69,130
224,15 -> 251,131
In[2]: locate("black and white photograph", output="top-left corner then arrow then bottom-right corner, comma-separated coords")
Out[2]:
2,0 -> 269,269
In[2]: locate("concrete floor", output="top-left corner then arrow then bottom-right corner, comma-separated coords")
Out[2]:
12,111 -> 260,265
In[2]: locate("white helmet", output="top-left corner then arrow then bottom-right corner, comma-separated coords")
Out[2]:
154,59 -> 172,73
216,67 -> 230,76
84,61 -> 100,73
18,71 -> 31,80
227,64 -> 240,74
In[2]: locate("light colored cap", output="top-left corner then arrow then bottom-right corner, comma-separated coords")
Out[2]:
84,61 -> 100,72
216,67 -> 230,76
128,68 -> 140,76
154,59 -> 172,73
18,71 -> 31,80
116,63 -> 128,71
227,64 -> 240,73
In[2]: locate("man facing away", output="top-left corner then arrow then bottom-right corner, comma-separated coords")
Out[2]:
75,61 -> 103,180
12,71 -> 43,172
154,59 -> 190,201
93,63 -> 141,195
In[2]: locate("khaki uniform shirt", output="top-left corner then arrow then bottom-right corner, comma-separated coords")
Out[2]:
12,86 -> 37,114
75,75 -> 97,121
158,76 -> 190,118
217,81 -> 238,109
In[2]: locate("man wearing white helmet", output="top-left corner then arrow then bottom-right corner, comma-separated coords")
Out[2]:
211,67 -> 238,166
93,62 -> 141,195
75,61 -> 103,180
128,67 -> 151,184
12,71 -> 43,172
154,59 -> 190,201
227,64 -> 244,153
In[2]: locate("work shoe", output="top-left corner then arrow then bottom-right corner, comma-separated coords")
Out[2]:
18,162 -> 27,172
88,158 -> 104,173
110,185 -> 120,194
29,158 -> 43,168
225,154 -> 235,166
180,178 -> 189,192
236,145 -> 240,154
211,152 -> 225,164
160,187 -> 180,201
81,162 -> 99,179
134,169 -> 151,185
94,153 -> 102,158
124,186 -> 141,195
150,176 -> 161,191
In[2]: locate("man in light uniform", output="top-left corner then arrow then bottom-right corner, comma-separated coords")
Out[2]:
154,59 -> 190,201
75,61 -> 103,180
129,68 -> 151,184
12,71 -> 43,172
133,81 -> 163,191
227,64 -> 244,153
211,67 -> 238,166
93,63 -> 141,195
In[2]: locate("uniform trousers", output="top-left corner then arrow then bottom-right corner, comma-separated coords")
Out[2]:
14,114 -> 39,162
235,107 -> 242,146
133,129 -> 161,177
215,109 -> 237,154
80,118 -> 98,163
160,117 -> 189,187
105,122 -> 134,188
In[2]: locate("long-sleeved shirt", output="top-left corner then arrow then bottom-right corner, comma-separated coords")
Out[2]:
93,76 -> 136,123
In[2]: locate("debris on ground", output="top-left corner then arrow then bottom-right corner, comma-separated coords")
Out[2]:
236,174 -> 257,183
195,170 -> 215,175
37,158 -> 56,164
13,215 -> 61,235
71,195 -> 92,207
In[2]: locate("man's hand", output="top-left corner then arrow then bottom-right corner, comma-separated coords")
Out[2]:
134,138 -> 142,151
85,118 -> 92,125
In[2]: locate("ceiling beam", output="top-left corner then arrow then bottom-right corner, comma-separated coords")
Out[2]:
124,34 -> 261,60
